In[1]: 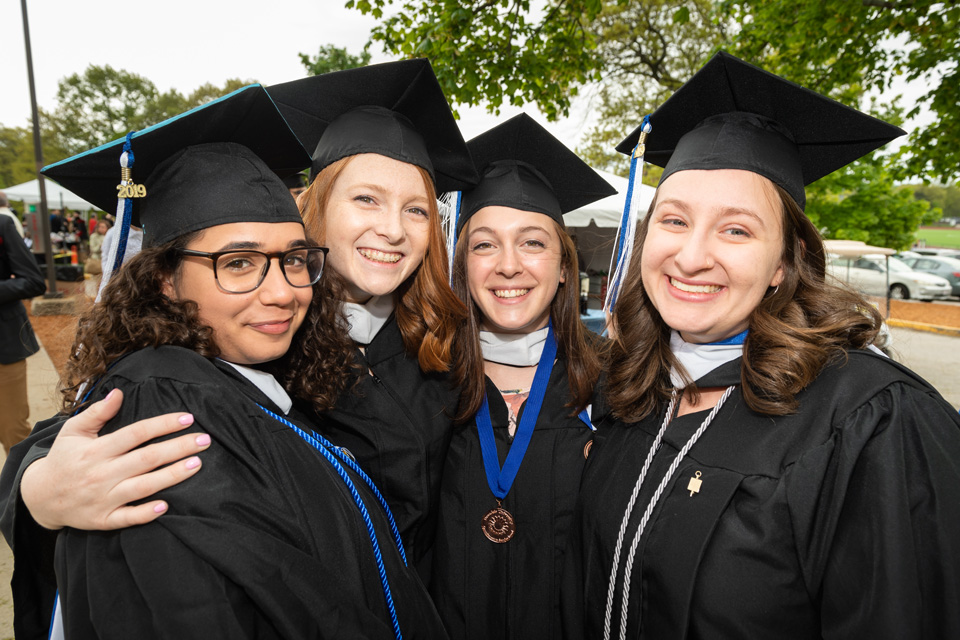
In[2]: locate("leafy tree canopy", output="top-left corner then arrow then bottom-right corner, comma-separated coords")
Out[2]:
300,44 -> 372,75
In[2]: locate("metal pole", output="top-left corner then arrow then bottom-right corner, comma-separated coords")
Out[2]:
20,0 -> 62,298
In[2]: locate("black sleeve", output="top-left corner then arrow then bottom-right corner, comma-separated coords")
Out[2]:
787,384 -> 960,639
0,217 -> 45,304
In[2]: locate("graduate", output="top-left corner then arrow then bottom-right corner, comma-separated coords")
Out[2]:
429,114 -> 616,640
561,51 -> 960,639
1,86 -> 446,639
1,59 -> 478,588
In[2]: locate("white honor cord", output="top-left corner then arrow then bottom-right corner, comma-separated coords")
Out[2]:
603,385 -> 736,640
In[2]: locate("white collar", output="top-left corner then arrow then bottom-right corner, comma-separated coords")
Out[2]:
343,296 -> 395,345
222,361 -> 293,414
479,327 -> 550,366
669,330 -> 745,387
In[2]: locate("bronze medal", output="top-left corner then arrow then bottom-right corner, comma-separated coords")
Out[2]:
481,505 -> 516,543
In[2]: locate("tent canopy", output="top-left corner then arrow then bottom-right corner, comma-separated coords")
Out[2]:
1,178 -> 99,211
823,239 -> 896,258
565,169 -> 656,228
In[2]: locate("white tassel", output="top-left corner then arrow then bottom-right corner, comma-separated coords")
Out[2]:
96,150 -> 134,303
438,190 -> 461,284
604,120 -> 652,314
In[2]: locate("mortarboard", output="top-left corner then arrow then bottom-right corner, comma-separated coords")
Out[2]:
267,59 -> 478,192
456,113 -> 616,235
617,50 -> 905,210
605,51 -> 905,313
42,84 -> 310,247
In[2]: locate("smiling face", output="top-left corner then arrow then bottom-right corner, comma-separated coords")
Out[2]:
321,153 -> 432,303
166,221 -> 313,365
464,206 -> 566,334
641,169 -> 785,344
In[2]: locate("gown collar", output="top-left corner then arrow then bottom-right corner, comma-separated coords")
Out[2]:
670,330 -> 746,388
221,360 -> 293,415
479,327 -> 550,366
344,295 -> 395,345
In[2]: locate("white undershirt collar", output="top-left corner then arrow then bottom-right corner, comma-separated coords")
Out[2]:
343,296 -> 395,345
479,327 -> 550,366
222,361 -> 293,415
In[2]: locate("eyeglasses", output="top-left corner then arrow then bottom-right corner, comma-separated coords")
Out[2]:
178,247 -> 328,294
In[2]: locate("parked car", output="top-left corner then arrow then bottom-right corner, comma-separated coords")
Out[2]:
826,255 -> 952,301
912,247 -> 960,259
898,255 -> 960,297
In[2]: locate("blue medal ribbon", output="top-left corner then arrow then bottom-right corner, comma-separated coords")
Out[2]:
476,320 -> 557,502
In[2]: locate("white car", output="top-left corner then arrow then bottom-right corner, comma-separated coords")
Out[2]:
826,255 -> 952,301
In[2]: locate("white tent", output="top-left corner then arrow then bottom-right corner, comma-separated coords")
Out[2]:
566,168 -> 656,279
1,178 -> 98,211
565,169 -> 655,228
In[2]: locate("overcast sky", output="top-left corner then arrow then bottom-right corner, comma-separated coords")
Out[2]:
2,0 -> 594,153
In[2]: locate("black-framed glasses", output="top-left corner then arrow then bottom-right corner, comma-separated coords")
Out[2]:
178,247 -> 328,294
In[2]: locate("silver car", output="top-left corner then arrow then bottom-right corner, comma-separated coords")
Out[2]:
827,255 -> 953,301
899,255 -> 960,297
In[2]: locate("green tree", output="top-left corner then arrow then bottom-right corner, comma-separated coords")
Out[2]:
723,0 -> 959,184
0,122 -> 71,187
299,44 -> 372,75
577,0 -> 728,176
346,0 -> 608,119
806,154 -> 939,251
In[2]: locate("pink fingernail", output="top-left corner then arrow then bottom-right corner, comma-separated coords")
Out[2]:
105,389 -> 117,401
185,457 -> 201,470
154,503 -> 167,514
178,414 -> 194,426
195,434 -> 211,447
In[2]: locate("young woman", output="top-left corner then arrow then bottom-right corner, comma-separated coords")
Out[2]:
1,59 -> 477,585
5,86 -> 445,639
428,114 -> 616,640
561,52 -> 960,640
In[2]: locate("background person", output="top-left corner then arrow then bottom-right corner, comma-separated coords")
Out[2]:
0,212 -> 45,454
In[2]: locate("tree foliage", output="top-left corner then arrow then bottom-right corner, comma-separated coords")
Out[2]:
299,44 -> 372,75
1,66 -> 253,187
723,0 -> 959,184
346,0 -> 607,119
577,0 -> 728,176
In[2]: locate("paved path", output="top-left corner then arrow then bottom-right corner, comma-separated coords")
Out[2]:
888,326 -> 960,409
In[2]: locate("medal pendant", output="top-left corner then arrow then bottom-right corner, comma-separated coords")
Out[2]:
481,504 -> 516,543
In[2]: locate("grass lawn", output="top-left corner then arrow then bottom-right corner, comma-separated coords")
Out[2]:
915,227 -> 960,249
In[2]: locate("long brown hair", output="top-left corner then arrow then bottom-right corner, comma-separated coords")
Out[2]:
298,156 -> 467,372
451,217 -> 602,423
606,182 -> 883,421
60,232 -> 355,413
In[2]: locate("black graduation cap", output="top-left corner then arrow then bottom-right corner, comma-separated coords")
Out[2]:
616,51 -> 905,209
41,84 -> 310,246
267,58 -> 478,192
457,113 -> 616,234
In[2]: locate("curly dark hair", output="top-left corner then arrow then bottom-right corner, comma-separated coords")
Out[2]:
606,182 -> 883,420
60,231 -> 356,413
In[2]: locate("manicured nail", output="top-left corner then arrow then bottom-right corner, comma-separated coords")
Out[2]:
105,389 -> 117,401
154,503 -> 168,514
185,457 -> 201,470
195,434 -> 211,447
178,413 -> 194,426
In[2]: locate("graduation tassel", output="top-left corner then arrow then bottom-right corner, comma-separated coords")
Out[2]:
96,132 -> 145,302
438,189 -> 462,285
604,115 -> 652,314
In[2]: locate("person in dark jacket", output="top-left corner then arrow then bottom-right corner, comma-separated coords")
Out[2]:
428,114 -> 615,640
561,51 -> 960,640
0,214 -> 45,453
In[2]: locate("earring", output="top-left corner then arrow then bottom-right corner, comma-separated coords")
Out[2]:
768,284 -> 780,297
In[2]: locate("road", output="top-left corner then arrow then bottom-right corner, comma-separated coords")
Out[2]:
888,326 -> 960,409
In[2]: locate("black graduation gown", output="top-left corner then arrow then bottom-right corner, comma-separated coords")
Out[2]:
16,346 -> 447,639
562,351 -> 960,639
316,314 -> 459,583
430,357 -> 603,640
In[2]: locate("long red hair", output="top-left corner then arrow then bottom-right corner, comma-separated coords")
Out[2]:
297,156 -> 467,372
